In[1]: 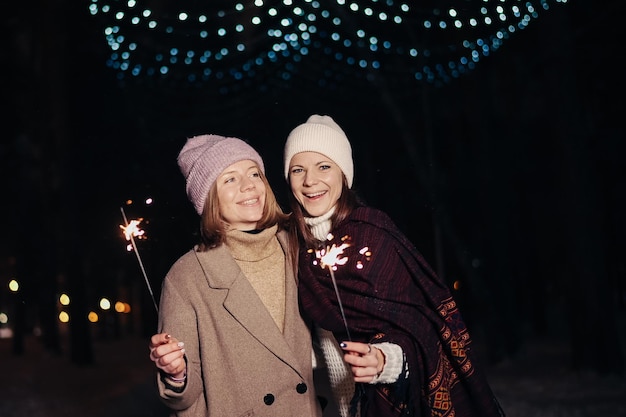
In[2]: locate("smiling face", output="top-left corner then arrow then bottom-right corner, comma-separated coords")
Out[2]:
288,151 -> 344,217
216,159 -> 266,230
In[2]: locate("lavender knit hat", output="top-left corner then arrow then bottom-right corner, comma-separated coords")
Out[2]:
283,114 -> 354,188
177,134 -> 265,215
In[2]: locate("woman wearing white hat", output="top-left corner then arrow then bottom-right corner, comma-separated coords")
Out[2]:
283,115 -> 506,417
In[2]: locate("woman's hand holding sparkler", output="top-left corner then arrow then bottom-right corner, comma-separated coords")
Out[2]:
339,341 -> 385,383
149,333 -> 187,382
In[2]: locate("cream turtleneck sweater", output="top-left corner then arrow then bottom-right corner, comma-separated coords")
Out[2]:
224,225 -> 286,332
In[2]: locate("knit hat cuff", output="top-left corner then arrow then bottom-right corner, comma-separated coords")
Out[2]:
178,135 -> 265,215
283,121 -> 354,187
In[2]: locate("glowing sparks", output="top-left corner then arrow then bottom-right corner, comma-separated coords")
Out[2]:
120,218 -> 145,251
310,235 -> 376,340
120,218 -> 145,240
316,242 -> 350,271
314,240 -> 352,341
120,207 -> 158,313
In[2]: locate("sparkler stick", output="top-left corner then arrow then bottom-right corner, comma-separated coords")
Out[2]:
120,206 -> 159,313
317,241 -> 352,341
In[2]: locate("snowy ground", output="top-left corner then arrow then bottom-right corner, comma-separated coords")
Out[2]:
2,335 -> 625,417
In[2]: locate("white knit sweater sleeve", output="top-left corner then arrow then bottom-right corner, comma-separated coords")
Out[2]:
316,327 -> 355,417
368,342 -> 406,384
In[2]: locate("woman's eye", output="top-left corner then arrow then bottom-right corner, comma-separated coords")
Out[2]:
319,164 -> 331,171
291,167 -> 303,174
251,171 -> 261,178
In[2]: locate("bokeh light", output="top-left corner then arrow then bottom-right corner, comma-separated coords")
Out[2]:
89,0 -> 569,87
100,298 -> 111,310
59,293 -> 70,306
88,311 -> 100,322
59,311 -> 70,323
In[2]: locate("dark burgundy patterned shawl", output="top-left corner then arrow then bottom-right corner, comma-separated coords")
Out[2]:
298,206 -> 505,417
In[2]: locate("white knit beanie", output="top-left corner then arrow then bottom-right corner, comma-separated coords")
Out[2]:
177,134 -> 265,215
283,114 -> 354,188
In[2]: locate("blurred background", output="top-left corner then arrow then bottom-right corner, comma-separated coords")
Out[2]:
1,0 -> 625,416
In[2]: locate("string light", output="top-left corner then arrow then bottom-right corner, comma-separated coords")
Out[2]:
89,0 -> 569,88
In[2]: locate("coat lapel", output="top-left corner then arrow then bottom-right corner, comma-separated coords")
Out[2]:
192,244 -> 304,374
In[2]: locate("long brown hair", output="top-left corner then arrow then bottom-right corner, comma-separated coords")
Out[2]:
197,168 -> 290,251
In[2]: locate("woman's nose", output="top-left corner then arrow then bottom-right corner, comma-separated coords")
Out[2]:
303,171 -> 317,186
241,177 -> 256,191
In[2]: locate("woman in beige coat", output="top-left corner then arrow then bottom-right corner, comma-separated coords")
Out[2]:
148,134 -> 322,417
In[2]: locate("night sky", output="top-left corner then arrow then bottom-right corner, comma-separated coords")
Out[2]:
2,0 -> 625,374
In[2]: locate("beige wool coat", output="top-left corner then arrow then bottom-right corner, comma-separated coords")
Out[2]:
156,230 -> 322,417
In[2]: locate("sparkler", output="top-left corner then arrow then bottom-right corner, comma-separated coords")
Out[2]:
315,236 -> 352,341
120,206 -> 158,313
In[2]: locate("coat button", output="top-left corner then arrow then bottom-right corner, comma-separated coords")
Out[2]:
263,394 -> 275,405
296,382 -> 308,394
